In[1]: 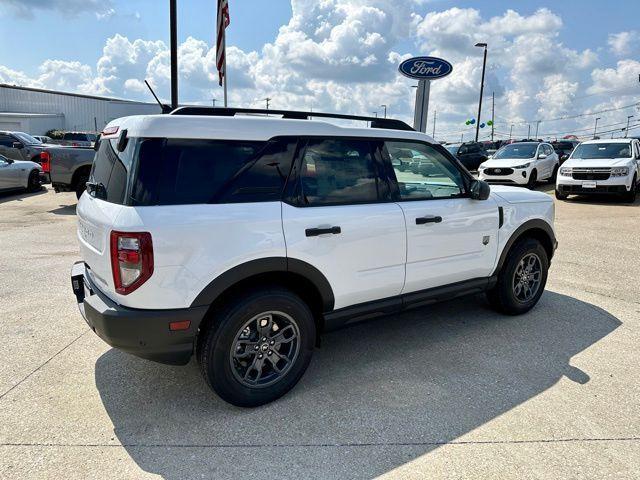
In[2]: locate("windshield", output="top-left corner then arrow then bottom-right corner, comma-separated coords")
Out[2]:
13,132 -> 41,145
493,143 -> 537,159
445,146 -> 458,155
570,143 -> 632,159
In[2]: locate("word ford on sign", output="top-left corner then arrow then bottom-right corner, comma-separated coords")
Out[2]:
398,56 -> 453,80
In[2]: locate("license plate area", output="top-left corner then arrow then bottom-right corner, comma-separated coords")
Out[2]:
582,181 -> 597,189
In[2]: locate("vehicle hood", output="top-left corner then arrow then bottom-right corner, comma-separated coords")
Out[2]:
480,158 -> 535,168
489,185 -> 552,204
562,157 -> 631,168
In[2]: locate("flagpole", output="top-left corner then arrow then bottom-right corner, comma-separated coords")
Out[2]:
223,28 -> 228,107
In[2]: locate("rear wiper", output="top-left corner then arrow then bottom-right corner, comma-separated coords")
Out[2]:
86,181 -> 107,200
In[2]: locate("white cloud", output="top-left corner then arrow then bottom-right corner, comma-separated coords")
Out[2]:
608,31 -> 640,57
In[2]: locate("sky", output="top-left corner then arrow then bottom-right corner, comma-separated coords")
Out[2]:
1,0 -> 640,142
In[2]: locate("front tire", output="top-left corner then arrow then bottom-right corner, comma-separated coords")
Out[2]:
197,287 -> 316,407
527,169 -> 538,189
487,237 -> 549,315
26,170 -> 41,192
555,188 -> 568,200
623,176 -> 637,203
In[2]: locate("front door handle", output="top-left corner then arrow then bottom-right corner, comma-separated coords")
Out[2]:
305,226 -> 341,237
416,216 -> 442,225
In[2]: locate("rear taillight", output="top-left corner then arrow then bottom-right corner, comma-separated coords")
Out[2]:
40,151 -> 51,173
110,231 -> 153,295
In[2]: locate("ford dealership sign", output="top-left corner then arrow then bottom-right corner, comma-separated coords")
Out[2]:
398,56 -> 453,80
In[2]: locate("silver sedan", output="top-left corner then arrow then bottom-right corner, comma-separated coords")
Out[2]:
0,154 -> 43,193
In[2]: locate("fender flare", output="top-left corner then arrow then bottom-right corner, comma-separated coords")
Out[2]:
493,219 -> 557,275
190,257 -> 335,311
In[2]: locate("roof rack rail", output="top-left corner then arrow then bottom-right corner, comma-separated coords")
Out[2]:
169,106 -> 415,132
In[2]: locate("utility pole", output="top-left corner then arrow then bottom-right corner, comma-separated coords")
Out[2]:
527,124 -> 531,138
212,99 -> 217,108
373,111 -> 378,117
169,0 -> 178,110
474,42 -> 488,142
625,115 -> 634,137
490,92 -> 495,142
264,97 -> 271,110
460,133 -> 464,143
594,117 -> 601,138
509,124 -> 514,140
380,104 -> 387,118
432,109 -> 437,139
534,120 -> 541,139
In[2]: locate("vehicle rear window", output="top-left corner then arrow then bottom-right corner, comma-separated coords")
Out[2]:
130,138 -> 298,206
89,138 -> 133,204
64,133 -> 88,141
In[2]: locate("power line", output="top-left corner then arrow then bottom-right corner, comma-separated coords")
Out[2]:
495,101 -> 639,126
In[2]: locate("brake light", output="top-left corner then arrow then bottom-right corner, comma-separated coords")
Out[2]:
110,231 -> 153,295
40,151 -> 51,173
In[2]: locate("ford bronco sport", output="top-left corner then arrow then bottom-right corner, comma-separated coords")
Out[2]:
71,107 -> 557,407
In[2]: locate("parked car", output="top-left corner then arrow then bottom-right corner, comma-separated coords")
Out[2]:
0,131 -> 57,183
0,153 -> 43,193
48,143 -> 96,198
71,108 -> 557,407
551,140 -> 579,164
478,142 -> 559,189
445,142 -> 488,171
33,135 -> 53,144
58,132 -> 98,148
555,138 -> 640,202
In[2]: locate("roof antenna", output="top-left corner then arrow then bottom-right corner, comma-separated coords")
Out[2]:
145,80 -> 172,114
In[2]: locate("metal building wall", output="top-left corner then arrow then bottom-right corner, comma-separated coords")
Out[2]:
0,85 -> 161,132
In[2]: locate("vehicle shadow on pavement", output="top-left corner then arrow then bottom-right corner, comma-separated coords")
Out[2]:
0,188 -> 46,204
94,291 -> 620,480
48,204 -> 77,215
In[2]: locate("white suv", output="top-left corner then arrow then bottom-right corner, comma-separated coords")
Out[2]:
478,142 -> 559,188
555,139 -> 640,202
71,108 -> 557,407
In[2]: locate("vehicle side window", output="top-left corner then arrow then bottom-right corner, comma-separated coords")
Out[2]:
385,141 -> 466,201
0,134 -> 14,147
458,145 -> 469,154
298,138 -> 382,206
468,144 -> 480,153
547,145 -> 554,155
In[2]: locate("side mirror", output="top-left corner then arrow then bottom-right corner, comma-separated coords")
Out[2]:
470,179 -> 490,200
12,142 -> 24,150
537,153 -> 547,159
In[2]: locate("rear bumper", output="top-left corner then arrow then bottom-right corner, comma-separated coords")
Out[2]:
71,261 -> 209,365
556,183 -> 628,195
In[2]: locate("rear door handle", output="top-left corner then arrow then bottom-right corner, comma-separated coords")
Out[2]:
416,216 -> 442,225
305,226 -> 341,237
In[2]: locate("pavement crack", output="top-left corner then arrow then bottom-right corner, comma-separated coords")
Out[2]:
0,330 -> 89,402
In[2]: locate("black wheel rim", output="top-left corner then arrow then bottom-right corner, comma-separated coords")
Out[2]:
512,253 -> 542,303
230,311 -> 300,388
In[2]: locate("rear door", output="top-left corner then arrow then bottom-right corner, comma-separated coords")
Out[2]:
282,137 -> 406,310
383,140 -> 499,293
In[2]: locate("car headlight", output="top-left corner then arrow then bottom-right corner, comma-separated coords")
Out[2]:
611,167 -> 629,177
513,163 -> 531,169
478,163 -> 486,170
559,167 -> 572,176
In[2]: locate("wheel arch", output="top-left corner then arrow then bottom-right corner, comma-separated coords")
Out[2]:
191,257 -> 334,341
493,219 -> 557,275
71,164 -> 92,189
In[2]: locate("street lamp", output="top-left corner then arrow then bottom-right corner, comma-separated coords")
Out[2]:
474,42 -> 488,142
625,115 -> 634,137
509,124 -> 514,140
380,104 -> 387,118
594,117 -> 601,138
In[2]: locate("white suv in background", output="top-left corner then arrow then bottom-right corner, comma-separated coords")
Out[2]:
478,142 -> 559,189
71,108 -> 557,407
555,139 -> 640,202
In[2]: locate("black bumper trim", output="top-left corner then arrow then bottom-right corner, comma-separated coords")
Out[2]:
72,261 -> 209,365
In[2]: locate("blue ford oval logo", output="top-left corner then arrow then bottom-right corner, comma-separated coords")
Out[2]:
398,56 -> 453,80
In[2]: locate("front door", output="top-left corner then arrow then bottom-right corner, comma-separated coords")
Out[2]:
383,140 -> 499,293
282,137 -> 406,310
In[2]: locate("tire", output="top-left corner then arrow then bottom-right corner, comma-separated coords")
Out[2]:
527,169 -> 538,189
623,176 -> 637,203
487,237 -> 549,315
197,287 -> 316,407
555,188 -> 568,200
26,170 -> 41,192
548,165 -> 559,183
75,171 -> 89,199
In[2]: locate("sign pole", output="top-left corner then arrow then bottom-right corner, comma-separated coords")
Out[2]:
223,29 -> 228,107
413,79 -> 430,133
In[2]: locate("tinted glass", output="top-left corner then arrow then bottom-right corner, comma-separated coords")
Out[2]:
64,133 -> 88,141
571,143 -> 632,159
89,139 -> 132,204
386,141 -> 465,200
131,139 -> 269,206
445,145 -> 458,155
0,135 -> 13,147
494,143 -> 538,159
13,132 -> 41,145
298,138 -> 381,206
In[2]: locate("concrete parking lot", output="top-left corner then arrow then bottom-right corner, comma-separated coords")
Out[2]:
0,185 -> 638,479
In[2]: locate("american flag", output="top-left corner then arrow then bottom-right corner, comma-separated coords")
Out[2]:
216,0 -> 230,86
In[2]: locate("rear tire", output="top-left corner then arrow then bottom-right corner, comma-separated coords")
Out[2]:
197,287 -> 316,407
527,169 -> 538,189
548,165 -> 559,183
75,171 -> 89,199
26,170 -> 41,192
487,237 -> 549,315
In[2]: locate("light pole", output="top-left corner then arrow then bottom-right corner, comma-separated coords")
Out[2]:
170,0 -> 178,109
432,109 -> 437,139
594,117 -> 601,138
212,98 -> 217,108
474,42 -> 488,142
380,105 -> 387,118
534,120 -> 541,139
625,115 -> 634,137
509,124 -> 514,140
527,124 -> 531,138
264,97 -> 271,110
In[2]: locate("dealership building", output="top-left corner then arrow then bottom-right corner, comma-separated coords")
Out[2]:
0,84 -> 161,135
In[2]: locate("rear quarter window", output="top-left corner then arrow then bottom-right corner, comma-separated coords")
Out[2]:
89,138 -> 134,204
